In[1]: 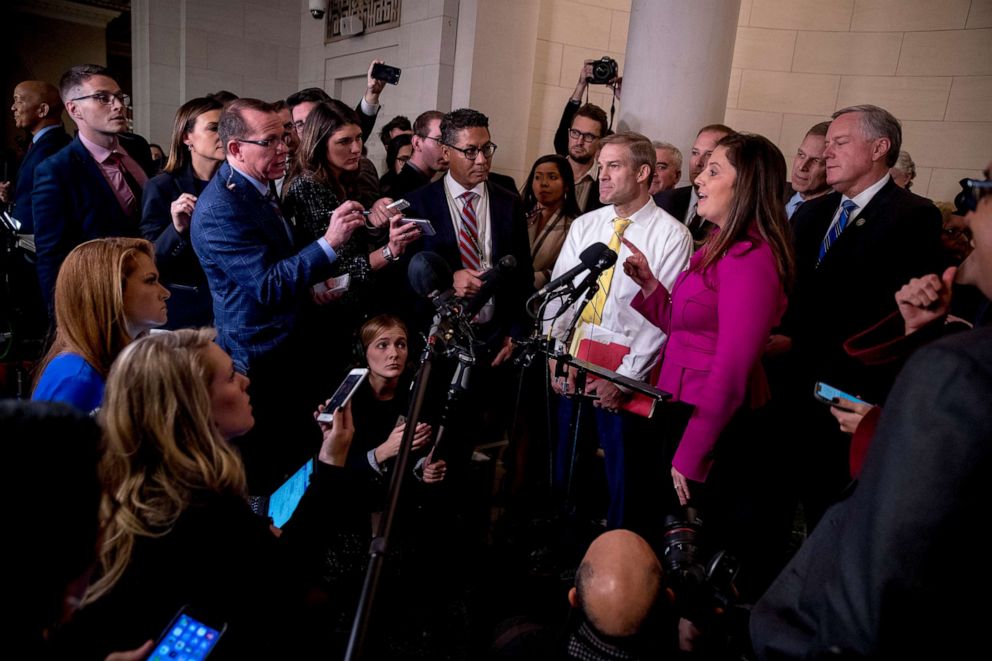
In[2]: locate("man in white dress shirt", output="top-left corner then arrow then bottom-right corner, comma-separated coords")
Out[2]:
545,131 -> 692,529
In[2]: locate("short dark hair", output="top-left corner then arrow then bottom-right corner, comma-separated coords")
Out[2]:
832,104 -> 902,167
806,121 -> 830,138
271,99 -> 287,113
440,108 -> 489,146
59,64 -> 111,101
380,115 -> 412,147
286,87 -> 331,110
219,98 -> 277,148
697,123 -> 735,138
413,110 -> 444,137
206,90 -> 239,105
573,103 -> 608,138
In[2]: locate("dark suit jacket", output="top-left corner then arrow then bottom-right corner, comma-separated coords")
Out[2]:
403,178 -> 535,348
750,326 -> 992,660
785,178 -> 943,397
31,134 -> 154,307
140,164 -> 213,328
190,162 -> 334,374
389,161 -> 432,199
10,125 -> 71,234
652,185 -> 692,223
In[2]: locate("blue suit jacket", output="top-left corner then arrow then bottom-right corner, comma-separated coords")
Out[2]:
10,125 -> 71,234
31,134 -> 153,307
190,162 -> 334,373
404,177 -> 534,346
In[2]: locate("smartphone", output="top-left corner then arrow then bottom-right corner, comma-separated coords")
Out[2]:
398,217 -> 436,236
371,62 -> 401,85
316,368 -> 369,422
814,382 -> 872,408
312,273 -> 351,296
267,458 -> 314,528
387,199 -> 410,212
150,605 -> 226,660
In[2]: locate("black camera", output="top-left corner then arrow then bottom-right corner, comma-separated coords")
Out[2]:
953,177 -> 992,216
587,57 -> 619,85
660,508 -> 739,627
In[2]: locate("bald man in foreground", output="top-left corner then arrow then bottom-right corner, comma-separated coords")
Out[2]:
567,529 -> 665,659
4,80 -> 71,233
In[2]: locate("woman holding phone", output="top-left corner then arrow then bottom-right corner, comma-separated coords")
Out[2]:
58,329 -> 356,658
623,132 -> 795,599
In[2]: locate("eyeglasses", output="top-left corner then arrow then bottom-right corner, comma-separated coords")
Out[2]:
70,91 -> 131,107
236,135 -> 292,149
568,128 -> 600,144
446,142 -> 497,160
420,134 -> 443,144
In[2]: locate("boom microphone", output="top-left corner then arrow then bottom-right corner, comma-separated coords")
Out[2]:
535,242 -> 617,297
462,254 -> 517,318
408,251 -> 453,300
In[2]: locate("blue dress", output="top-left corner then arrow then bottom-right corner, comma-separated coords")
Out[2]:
32,353 -> 104,414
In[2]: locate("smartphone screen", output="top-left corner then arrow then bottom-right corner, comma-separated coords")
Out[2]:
814,382 -> 871,407
267,459 -> 314,528
151,607 -> 225,660
316,368 -> 369,422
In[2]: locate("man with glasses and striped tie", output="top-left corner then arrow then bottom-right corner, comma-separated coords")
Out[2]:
405,108 -> 534,366
32,64 -> 157,310
543,132 -> 692,530
783,104 -> 943,529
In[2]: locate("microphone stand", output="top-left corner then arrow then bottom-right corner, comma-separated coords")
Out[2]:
344,299 -> 479,661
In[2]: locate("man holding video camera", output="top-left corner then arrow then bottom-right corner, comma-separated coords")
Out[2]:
555,61 -> 619,214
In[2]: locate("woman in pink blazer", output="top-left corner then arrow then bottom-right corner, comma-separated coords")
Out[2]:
623,133 -> 795,593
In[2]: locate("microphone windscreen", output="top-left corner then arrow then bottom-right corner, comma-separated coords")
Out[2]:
408,251 -> 453,298
578,242 -> 611,268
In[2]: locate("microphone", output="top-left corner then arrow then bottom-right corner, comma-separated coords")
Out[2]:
534,242 -> 617,297
462,254 -> 517,319
408,251 -> 453,300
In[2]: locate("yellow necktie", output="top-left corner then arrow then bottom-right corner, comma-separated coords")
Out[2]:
580,217 -> 631,326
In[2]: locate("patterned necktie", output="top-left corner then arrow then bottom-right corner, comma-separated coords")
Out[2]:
817,199 -> 858,264
458,191 -> 482,270
580,217 -> 631,325
111,151 -> 142,216
264,189 -> 295,244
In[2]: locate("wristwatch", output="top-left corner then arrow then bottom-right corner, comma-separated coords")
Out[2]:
381,244 -> 398,262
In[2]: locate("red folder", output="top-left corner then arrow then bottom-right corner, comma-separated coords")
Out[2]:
575,338 -> 660,418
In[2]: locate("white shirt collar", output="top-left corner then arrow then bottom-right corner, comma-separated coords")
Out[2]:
844,173 -> 891,213
444,172 -> 485,199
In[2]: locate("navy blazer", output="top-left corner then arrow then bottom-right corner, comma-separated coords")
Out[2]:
785,178 -> 943,396
652,184 -> 692,223
10,125 -> 71,234
403,177 -> 534,346
190,162 -> 334,373
31,134 -> 154,307
141,164 -> 214,328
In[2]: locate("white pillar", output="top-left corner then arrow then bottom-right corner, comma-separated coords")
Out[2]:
618,0 -> 739,184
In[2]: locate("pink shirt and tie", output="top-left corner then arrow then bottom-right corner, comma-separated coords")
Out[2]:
78,133 -> 148,216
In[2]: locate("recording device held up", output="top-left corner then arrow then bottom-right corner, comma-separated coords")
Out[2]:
587,56 -> 619,85
371,63 -> 402,85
